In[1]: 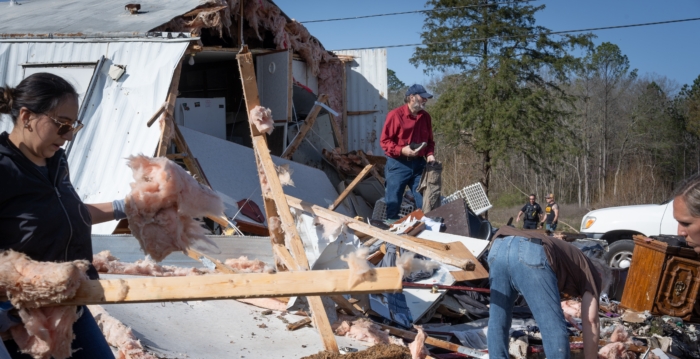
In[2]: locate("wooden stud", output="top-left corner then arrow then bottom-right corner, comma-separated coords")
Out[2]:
155,57 -> 184,157
357,150 -> 385,186
329,295 -> 364,316
28,268 -> 402,306
186,248 -> 238,274
322,97 -> 346,153
376,323 -> 488,358
287,317 -> 312,331
285,195 -> 475,270
237,47 -> 339,352
281,94 -> 328,159
341,61 -> 348,152
328,164 -> 373,211
146,102 -> 167,128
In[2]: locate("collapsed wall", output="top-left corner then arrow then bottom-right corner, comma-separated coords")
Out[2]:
153,0 -> 345,136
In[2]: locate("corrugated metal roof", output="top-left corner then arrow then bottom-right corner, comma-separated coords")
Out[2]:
0,41 -> 188,234
334,49 -> 388,155
0,0 -> 202,37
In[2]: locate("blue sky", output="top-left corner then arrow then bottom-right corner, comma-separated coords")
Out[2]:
275,0 -> 700,91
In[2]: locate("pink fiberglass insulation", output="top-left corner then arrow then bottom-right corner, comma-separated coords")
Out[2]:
224,256 -> 274,273
408,325 -> 430,359
609,325 -> 630,343
89,305 -> 157,359
319,61 -> 345,134
10,306 -> 78,359
0,250 -> 89,309
313,216 -> 344,240
598,342 -> 635,359
276,164 -> 295,187
249,105 -> 274,135
92,250 -> 214,277
125,155 -> 224,262
237,298 -> 288,311
341,247 -> 376,288
396,253 -> 440,280
561,299 -> 582,330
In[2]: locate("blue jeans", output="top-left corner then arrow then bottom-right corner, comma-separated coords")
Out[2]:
384,157 -> 425,219
487,236 -> 569,359
3,306 -> 115,359
546,222 -> 558,231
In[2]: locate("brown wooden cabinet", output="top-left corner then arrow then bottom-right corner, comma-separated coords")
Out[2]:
621,236 -> 700,321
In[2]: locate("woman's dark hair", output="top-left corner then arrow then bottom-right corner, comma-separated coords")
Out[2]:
0,72 -> 78,124
673,173 -> 700,217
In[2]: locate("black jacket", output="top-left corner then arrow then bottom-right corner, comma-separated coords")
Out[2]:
0,132 -> 97,279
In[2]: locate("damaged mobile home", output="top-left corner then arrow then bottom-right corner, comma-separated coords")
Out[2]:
3,1 -> 700,359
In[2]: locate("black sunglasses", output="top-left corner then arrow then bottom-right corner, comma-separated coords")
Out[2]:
43,114 -> 84,136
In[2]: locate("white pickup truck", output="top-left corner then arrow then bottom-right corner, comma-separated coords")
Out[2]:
580,200 -> 678,268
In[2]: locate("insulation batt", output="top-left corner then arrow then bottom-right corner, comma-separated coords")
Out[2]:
408,325 -> 430,359
0,250 -> 89,309
10,307 -> 78,359
249,105 -> 274,135
598,325 -> 636,359
561,299 -> 582,330
93,250 -> 214,277
341,247 -> 376,288
276,164 -> 295,187
89,305 -> 157,359
0,251 -> 91,359
313,216 -> 344,240
332,317 -> 405,347
396,253 -> 440,280
125,155 -> 224,262
224,256 -> 274,273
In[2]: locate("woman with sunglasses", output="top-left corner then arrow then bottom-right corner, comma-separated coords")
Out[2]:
0,73 -> 118,358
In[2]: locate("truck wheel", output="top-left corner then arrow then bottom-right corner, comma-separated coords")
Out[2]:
605,240 -> 635,269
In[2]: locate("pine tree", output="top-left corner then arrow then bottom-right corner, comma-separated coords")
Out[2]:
411,0 -> 592,194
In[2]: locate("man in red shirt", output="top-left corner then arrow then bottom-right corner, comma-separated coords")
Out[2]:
380,84 -> 436,221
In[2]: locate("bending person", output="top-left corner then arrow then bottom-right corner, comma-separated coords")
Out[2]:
487,226 -> 608,359
0,73 -> 125,358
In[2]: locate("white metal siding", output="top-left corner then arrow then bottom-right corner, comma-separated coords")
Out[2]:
0,41 -> 188,234
334,49 -> 388,155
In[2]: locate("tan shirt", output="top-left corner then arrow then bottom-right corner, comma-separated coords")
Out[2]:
493,226 -> 602,299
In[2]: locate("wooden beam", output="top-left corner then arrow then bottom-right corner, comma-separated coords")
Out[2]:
186,248 -> 238,274
155,57 -> 184,156
32,268 -> 402,306
285,195 -> 475,270
146,102 -> 167,128
357,150 -> 385,186
287,317 -> 312,331
323,98 -> 346,153
346,110 -> 379,116
281,94 -> 328,159
341,61 -> 348,152
237,47 -> 339,352
329,295 -> 364,316
328,164 -> 373,211
376,323 -> 488,358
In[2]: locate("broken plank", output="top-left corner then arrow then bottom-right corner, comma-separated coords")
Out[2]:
281,94 -> 328,159
34,268 -> 403,306
286,195 -> 474,270
321,97 -> 346,153
146,102 -> 167,128
237,46 -> 338,352
357,150 -> 384,186
329,295 -> 364,316
328,164 -> 373,211
287,317 -> 313,331
376,323 -> 488,359
186,248 -> 237,274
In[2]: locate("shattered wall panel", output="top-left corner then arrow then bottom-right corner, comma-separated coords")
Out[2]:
334,49 -> 388,155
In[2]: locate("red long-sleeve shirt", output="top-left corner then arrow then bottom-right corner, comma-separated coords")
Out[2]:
380,105 -> 435,158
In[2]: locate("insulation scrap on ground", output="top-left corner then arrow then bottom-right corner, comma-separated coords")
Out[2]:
0,250 -> 91,359
93,250 -> 214,277
341,247 -> 376,288
124,155 -> 224,262
407,325 -> 429,359
598,325 -> 637,359
224,256 -> 275,273
249,105 -> 274,135
332,317 -> 404,347
89,305 -> 158,359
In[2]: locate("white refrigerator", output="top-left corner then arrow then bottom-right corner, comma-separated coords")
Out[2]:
174,98 -> 227,140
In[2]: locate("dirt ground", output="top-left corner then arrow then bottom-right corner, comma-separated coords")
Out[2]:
300,345 -> 411,359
